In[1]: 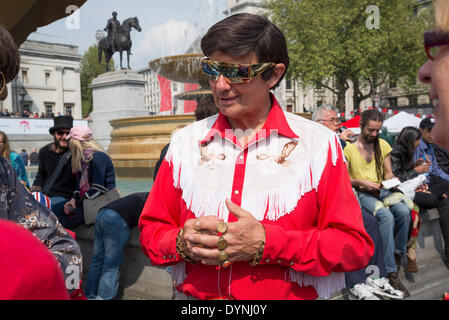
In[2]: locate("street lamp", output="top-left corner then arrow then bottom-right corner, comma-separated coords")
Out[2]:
18,87 -> 26,114
95,30 -> 106,43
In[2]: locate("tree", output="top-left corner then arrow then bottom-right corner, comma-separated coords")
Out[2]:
80,44 -> 115,116
266,0 -> 432,112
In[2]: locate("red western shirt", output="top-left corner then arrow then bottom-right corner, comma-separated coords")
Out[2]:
139,96 -> 374,300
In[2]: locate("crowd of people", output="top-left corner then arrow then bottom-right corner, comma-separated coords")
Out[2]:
0,109 -> 70,119
2,0 -> 449,301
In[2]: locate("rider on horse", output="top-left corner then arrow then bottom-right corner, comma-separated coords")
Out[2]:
104,12 -> 121,51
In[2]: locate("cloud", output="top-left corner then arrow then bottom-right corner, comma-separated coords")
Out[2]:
133,19 -> 200,69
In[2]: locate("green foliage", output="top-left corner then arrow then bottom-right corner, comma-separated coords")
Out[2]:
80,44 -> 115,116
266,0 -> 433,111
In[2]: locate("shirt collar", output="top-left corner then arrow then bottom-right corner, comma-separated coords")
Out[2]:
200,93 -> 299,146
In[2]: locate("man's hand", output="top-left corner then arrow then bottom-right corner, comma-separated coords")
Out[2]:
359,180 -> 381,192
183,199 -> 265,265
30,185 -> 42,193
339,128 -> 356,142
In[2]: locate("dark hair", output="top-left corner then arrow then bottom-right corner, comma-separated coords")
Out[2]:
396,126 -> 422,169
0,25 -> 20,83
360,109 -> 385,182
194,95 -> 218,121
419,118 -> 435,132
200,13 -> 289,88
0,130 -> 11,160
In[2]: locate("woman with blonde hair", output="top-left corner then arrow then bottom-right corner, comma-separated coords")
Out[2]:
63,125 -> 116,230
417,0 -> 449,269
0,130 -> 29,187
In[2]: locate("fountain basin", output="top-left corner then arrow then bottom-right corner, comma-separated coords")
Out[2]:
108,115 -> 195,179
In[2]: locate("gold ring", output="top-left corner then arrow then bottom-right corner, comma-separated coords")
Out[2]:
217,236 -> 228,250
221,260 -> 231,268
217,221 -> 228,234
217,250 -> 229,264
194,219 -> 201,231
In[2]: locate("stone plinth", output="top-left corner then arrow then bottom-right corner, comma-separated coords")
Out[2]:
89,70 -> 148,150
108,115 -> 195,179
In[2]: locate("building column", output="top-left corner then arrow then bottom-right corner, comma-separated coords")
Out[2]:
55,66 -> 64,116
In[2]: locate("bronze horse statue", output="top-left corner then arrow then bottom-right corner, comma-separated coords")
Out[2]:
98,17 -> 142,71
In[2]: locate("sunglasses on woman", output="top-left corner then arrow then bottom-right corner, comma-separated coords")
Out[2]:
201,58 -> 275,84
424,30 -> 449,60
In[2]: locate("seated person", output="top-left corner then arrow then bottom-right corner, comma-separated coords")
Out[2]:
344,110 -> 412,297
85,192 -> 149,300
413,118 -> 449,269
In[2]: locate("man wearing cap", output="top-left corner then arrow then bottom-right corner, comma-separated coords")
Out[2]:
31,116 -> 77,226
413,117 -> 449,269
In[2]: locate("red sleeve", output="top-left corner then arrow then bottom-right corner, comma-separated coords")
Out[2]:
261,139 -> 374,276
138,159 -> 184,266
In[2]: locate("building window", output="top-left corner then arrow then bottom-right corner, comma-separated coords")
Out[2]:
45,72 -> 51,86
173,82 -> 178,91
389,79 -> 397,88
408,95 -> 418,107
45,103 -> 54,118
286,78 -> 292,90
64,104 -> 73,117
23,103 -> 31,113
388,97 -> 398,107
317,100 -> 323,108
22,70 -> 29,84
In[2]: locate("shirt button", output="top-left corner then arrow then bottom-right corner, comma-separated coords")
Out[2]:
277,259 -> 282,264
163,256 -> 167,260
234,190 -> 239,195
290,261 -> 294,266
265,259 -> 270,263
239,155 -> 244,160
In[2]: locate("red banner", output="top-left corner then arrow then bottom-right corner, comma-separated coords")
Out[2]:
158,75 -> 172,113
183,83 -> 200,114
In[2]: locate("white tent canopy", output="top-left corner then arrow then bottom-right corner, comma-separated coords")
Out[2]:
382,111 -> 423,133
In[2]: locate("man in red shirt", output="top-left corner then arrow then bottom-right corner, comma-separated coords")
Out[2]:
139,13 -> 374,300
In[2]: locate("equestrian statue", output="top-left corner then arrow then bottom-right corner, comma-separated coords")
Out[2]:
99,12 -> 142,71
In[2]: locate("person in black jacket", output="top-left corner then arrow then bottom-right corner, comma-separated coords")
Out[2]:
391,126 -> 449,270
84,192 -> 149,300
30,116 -> 77,224
391,126 -> 448,209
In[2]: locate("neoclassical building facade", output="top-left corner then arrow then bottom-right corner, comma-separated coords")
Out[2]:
0,40 -> 82,119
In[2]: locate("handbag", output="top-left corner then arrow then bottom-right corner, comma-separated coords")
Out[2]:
83,185 -> 122,225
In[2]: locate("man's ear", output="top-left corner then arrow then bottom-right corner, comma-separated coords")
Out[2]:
267,63 -> 286,89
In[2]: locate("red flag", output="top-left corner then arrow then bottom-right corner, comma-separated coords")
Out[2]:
158,75 -> 172,113
183,83 -> 199,114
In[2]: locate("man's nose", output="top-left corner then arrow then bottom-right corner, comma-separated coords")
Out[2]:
418,60 -> 432,84
215,75 -> 232,91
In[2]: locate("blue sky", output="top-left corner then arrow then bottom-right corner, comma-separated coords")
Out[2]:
29,0 -> 229,70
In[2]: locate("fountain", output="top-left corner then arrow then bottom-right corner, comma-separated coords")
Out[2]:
106,53 -> 212,179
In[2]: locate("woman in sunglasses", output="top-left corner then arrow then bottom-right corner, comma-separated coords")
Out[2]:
417,0 -> 449,271
418,0 -> 449,150
0,24 -> 82,298
139,13 -> 374,300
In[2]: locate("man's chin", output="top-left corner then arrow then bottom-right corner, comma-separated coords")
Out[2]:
55,140 -> 68,150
